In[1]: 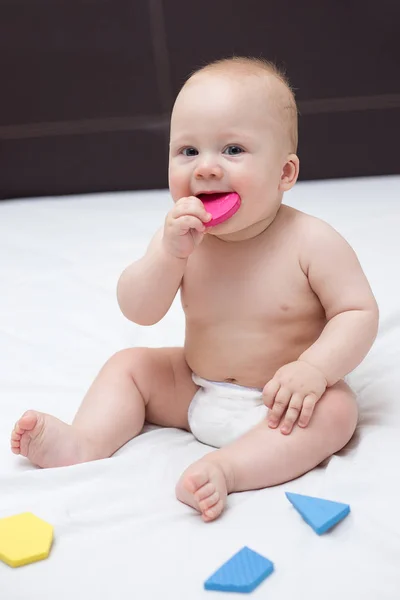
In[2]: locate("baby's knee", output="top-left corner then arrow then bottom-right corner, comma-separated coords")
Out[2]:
104,347 -> 151,373
324,382 -> 358,441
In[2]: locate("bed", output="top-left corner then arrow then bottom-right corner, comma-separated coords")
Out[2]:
1,175 -> 400,598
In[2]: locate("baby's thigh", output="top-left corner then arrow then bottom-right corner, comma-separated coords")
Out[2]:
134,347 -> 198,430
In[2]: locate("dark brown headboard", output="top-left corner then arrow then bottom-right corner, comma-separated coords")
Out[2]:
1,0 -> 399,199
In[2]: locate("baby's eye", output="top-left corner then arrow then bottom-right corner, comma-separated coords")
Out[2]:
223,145 -> 244,156
182,147 -> 198,157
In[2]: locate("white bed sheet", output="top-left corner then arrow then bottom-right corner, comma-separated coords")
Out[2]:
1,176 -> 400,599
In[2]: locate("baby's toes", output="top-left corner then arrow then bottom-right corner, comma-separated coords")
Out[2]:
10,427 -> 21,451
12,422 -> 23,436
195,482 -> 215,502
11,428 -> 21,441
185,471 -> 210,494
202,499 -> 224,522
10,438 -> 21,453
198,490 -> 220,513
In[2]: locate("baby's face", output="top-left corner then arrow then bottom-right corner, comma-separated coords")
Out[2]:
169,72 -> 296,239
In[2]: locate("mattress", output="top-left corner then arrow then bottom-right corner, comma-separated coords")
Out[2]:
1,176 -> 400,599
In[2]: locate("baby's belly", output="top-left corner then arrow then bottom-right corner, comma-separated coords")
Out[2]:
184,320 -> 324,389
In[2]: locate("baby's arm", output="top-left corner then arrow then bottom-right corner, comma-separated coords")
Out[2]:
117,228 -> 187,325
298,220 -> 379,385
117,196 -> 210,326
264,219 -> 379,434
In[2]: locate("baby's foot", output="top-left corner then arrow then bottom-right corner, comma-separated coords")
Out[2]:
176,460 -> 229,522
11,410 -> 94,468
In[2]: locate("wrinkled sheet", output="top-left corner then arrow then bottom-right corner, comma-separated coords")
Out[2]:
1,176 -> 399,599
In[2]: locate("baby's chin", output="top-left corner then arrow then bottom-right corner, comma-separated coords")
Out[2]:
206,220 -> 253,241
205,216 -> 240,234
208,215 -> 276,241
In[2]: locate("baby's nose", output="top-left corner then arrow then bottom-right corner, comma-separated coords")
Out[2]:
194,160 -> 223,180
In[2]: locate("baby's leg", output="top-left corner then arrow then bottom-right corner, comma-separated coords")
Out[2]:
176,380 -> 357,521
11,347 -> 197,468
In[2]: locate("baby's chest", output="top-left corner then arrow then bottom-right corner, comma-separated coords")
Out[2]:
182,248 -> 312,320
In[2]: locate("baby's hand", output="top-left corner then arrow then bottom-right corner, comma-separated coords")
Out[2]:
262,361 -> 328,435
163,196 -> 212,259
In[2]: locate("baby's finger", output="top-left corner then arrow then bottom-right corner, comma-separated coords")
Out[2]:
280,393 -> 304,435
191,229 -> 205,247
174,215 -> 206,235
262,379 -> 280,409
173,198 -> 212,222
298,394 -> 318,428
267,387 -> 292,428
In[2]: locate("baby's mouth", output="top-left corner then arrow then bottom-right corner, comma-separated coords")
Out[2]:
197,192 -> 241,227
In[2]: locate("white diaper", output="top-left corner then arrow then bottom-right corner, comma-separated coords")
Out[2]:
188,374 -> 268,448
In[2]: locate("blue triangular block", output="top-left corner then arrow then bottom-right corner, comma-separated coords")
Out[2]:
285,492 -> 350,535
204,546 -> 274,593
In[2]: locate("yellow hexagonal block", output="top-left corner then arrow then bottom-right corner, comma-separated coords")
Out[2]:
0,512 -> 53,567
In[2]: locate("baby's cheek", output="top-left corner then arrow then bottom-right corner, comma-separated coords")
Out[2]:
168,169 -> 185,201
235,168 -> 256,194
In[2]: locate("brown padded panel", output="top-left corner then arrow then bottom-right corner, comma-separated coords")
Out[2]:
1,0 -> 399,198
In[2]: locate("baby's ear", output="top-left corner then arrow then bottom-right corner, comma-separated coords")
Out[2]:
279,154 -> 300,192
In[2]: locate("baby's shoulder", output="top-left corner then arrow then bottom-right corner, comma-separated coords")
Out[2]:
285,206 -> 347,246
283,206 -> 356,272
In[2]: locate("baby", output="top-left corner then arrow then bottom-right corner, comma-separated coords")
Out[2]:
11,57 -> 379,522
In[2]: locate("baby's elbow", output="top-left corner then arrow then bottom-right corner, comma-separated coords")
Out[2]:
116,282 -> 131,321
117,296 -> 161,326
130,311 -> 162,326
129,315 -> 161,326
117,296 -> 160,326
119,307 -> 160,326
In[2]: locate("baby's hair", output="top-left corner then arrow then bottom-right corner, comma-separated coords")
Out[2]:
186,56 -> 298,152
